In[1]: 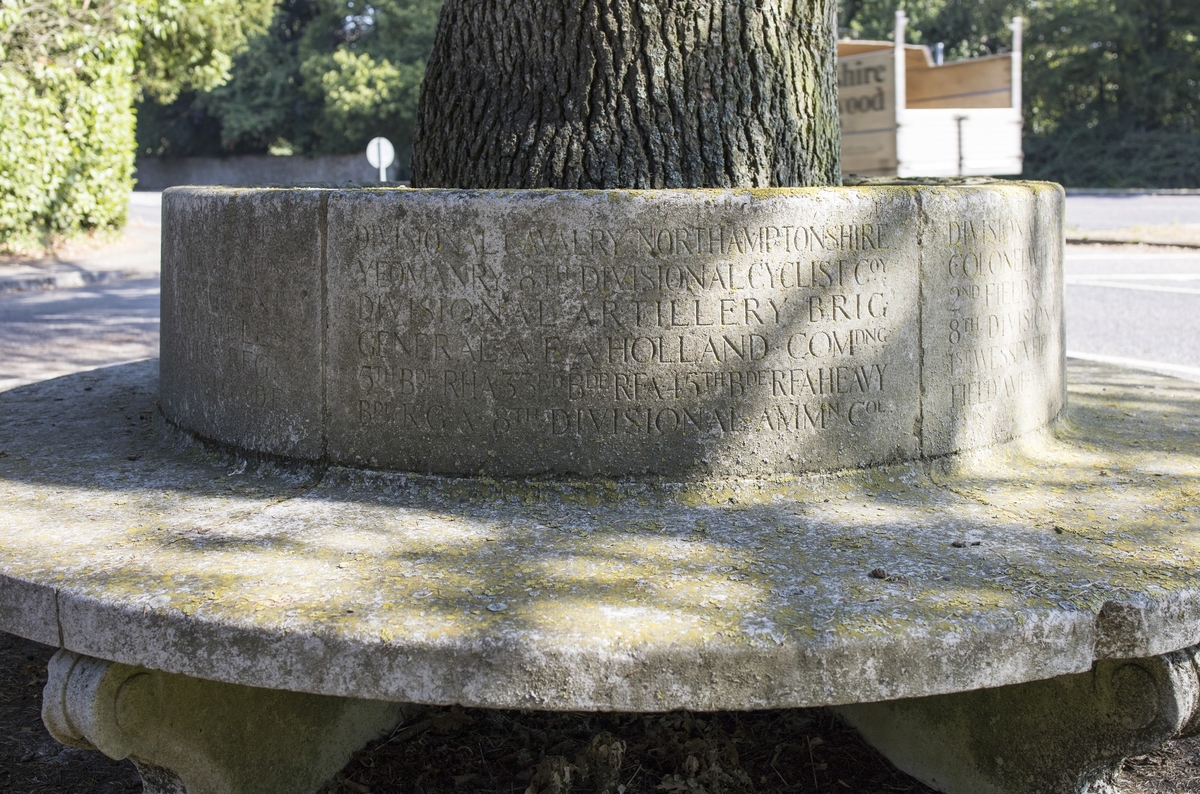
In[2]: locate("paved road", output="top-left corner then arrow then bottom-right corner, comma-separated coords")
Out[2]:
1065,246 -> 1200,381
0,277 -> 160,392
127,191 -> 161,226
0,194 -> 161,392
1066,194 -> 1200,230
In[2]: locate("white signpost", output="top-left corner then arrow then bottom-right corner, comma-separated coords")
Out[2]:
366,137 -> 395,183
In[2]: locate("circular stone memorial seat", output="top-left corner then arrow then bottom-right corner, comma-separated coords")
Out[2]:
158,184 -> 1064,478
3,183 -> 1200,794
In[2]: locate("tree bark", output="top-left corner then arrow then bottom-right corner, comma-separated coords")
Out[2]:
411,0 -> 840,189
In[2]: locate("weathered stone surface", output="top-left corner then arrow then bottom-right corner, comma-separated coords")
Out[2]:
1,359 -> 1199,711
326,188 -> 923,475
837,646 -> 1200,794
161,183 -> 1064,477
919,185 -> 1066,454
42,649 -> 404,794
160,188 -> 325,460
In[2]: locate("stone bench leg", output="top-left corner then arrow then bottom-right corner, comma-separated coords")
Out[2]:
41,649 -> 406,794
836,646 -> 1200,794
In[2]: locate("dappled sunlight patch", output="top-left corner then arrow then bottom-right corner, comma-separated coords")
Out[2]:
2,358 -> 1200,707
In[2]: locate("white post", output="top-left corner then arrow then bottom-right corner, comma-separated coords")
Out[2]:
894,10 -> 908,119
375,140 -> 387,183
366,137 -> 395,183
1008,17 -> 1023,112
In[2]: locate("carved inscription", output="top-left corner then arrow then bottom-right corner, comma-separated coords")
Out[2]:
328,200 -> 920,474
941,216 -> 1057,421
171,249 -> 293,411
162,187 -> 1063,478
161,193 -> 323,459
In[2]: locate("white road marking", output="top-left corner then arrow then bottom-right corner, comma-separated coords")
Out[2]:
1067,351 -> 1200,383
1065,251 -> 1200,261
1064,279 -> 1200,296
1066,273 -> 1200,281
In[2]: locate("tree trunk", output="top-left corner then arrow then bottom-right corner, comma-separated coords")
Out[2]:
411,0 -> 840,189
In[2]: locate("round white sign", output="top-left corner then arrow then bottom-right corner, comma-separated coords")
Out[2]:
366,137 -> 395,169
366,137 -> 395,181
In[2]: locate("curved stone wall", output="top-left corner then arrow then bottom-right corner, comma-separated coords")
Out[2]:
160,184 -> 1064,477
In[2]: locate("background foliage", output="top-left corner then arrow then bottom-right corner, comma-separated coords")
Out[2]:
0,0 -> 272,251
136,0 -> 440,176
140,0 -> 1199,187
1,1 -> 136,250
841,0 -> 1200,187
5,0 -> 1198,250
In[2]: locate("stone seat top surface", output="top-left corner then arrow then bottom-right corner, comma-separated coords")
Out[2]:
1,359 -> 1199,712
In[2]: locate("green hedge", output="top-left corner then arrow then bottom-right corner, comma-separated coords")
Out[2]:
1024,127 -> 1200,189
1,0 -> 272,252
0,2 -> 140,252
0,60 -> 137,251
